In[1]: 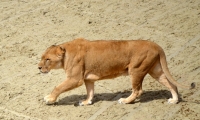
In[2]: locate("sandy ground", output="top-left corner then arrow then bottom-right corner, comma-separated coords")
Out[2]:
0,0 -> 200,119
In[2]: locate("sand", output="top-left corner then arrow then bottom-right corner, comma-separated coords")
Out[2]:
0,0 -> 200,119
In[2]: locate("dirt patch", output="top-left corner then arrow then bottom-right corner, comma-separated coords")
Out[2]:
0,0 -> 200,119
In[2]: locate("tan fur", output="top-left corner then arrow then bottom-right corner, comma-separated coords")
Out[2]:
38,38 -> 195,105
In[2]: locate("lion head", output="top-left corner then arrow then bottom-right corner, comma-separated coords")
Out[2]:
38,45 -> 65,73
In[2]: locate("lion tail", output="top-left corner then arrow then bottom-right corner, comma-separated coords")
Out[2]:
159,48 -> 195,90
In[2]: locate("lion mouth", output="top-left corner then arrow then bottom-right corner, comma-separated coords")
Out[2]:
39,69 -> 49,74
40,71 -> 49,74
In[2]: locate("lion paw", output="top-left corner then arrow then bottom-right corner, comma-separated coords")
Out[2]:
79,100 -> 92,106
118,98 -> 127,104
44,95 -> 56,105
167,98 -> 178,104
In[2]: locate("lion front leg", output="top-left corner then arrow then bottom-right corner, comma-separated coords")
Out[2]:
79,80 -> 94,106
44,78 -> 84,105
44,87 -> 59,105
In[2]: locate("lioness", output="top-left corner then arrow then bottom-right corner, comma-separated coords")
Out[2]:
38,38 -> 195,106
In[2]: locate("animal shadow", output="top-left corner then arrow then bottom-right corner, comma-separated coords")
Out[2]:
56,90 -> 181,106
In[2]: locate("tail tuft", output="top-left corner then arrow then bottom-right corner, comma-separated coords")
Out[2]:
190,82 -> 196,89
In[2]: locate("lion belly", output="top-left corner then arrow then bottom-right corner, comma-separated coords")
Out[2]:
83,42 -> 131,80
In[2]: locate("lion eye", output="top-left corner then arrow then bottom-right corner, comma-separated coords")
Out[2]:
45,58 -> 50,65
46,58 -> 50,61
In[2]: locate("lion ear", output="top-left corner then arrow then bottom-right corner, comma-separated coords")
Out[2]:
56,46 -> 65,58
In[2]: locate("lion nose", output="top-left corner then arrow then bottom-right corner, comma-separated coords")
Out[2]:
38,67 -> 42,70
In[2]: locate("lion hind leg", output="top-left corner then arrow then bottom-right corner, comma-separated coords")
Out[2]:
149,61 -> 178,104
159,74 -> 179,104
118,75 -> 144,104
118,54 -> 156,104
